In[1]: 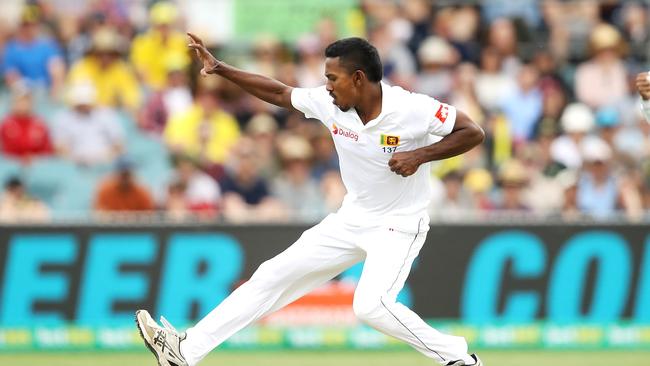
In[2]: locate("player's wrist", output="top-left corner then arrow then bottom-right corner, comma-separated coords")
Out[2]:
206,60 -> 224,74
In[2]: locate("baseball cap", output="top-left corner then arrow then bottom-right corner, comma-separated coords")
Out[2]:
561,103 -> 594,134
595,106 -> 620,128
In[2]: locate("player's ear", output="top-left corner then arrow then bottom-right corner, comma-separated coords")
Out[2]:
352,70 -> 364,87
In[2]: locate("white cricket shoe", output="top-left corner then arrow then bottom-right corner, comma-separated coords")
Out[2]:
135,309 -> 188,366
446,354 -> 483,366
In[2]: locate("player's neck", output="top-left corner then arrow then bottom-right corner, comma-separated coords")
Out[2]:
355,83 -> 382,125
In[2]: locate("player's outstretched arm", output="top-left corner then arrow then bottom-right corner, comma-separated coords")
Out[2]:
635,72 -> 650,122
188,32 -> 294,110
388,111 -> 484,177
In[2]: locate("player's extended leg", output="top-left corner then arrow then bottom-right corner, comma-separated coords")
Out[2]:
353,223 -> 479,366
178,215 -> 364,365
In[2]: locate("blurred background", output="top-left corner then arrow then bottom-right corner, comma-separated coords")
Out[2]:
0,0 -> 649,365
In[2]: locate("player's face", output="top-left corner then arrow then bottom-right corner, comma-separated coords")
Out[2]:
324,57 -> 359,112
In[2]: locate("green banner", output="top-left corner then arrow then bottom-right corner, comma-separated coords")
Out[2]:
2,323 -> 650,351
233,0 -> 364,42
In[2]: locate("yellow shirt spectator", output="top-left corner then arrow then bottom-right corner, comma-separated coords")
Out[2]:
68,56 -> 142,110
164,105 -> 241,165
130,30 -> 190,90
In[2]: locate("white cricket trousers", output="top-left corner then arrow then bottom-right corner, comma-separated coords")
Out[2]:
180,214 -> 473,365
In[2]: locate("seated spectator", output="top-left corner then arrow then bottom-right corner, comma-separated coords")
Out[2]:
414,36 -> 457,99
130,1 -> 191,91
0,84 -> 53,162
164,79 -> 241,166
93,158 -> 154,212
246,113 -> 280,178
550,103 -> 596,169
51,83 -> 124,166
495,159 -> 530,211
271,134 -> 326,221
431,170 -> 474,220
166,154 -> 221,219
138,57 -> 193,134
67,27 -> 141,111
575,23 -> 628,109
474,47 -> 516,112
2,5 -> 65,95
576,138 -> 642,220
501,64 -> 543,144
0,176 -> 49,222
221,137 -> 286,222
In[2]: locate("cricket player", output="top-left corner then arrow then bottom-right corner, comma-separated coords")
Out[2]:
136,33 -> 485,366
636,71 -> 650,122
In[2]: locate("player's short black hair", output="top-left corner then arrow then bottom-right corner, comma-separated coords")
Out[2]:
325,37 -> 382,82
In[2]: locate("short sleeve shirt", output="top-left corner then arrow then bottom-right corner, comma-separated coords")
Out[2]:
291,82 -> 456,232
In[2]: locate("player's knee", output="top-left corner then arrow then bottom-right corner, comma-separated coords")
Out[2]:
250,260 -> 283,287
352,296 -> 384,324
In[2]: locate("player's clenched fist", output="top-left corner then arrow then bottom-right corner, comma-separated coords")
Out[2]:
388,151 -> 423,177
187,32 -> 221,76
635,72 -> 650,100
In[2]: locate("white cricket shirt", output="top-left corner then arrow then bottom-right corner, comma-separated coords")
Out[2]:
291,81 -> 456,233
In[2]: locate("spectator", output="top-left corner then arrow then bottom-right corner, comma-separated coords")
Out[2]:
130,1 -> 191,91
0,176 -> 49,222
414,36 -> 457,100
0,84 -> 53,162
550,103 -> 596,169
221,137 -> 286,222
2,5 -> 65,95
51,82 -> 124,166
94,158 -> 155,212
575,23 -> 628,109
475,47 -> 516,112
486,18 -> 521,77
575,137 -> 618,219
67,27 -> 141,111
501,64 -> 543,144
271,134 -> 326,221
138,57 -> 193,134
164,79 -> 241,166
463,168 -> 495,212
246,113 -> 280,178
496,159 -> 530,211
432,170 -> 474,220
166,154 -> 221,219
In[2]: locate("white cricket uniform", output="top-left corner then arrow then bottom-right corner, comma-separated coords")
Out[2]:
181,82 -> 474,365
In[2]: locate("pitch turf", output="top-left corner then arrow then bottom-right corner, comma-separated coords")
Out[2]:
0,350 -> 648,366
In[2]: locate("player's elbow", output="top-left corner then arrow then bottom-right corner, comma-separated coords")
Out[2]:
471,122 -> 486,147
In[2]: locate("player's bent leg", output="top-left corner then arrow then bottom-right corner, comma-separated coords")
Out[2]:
177,214 -> 363,365
353,225 -> 480,365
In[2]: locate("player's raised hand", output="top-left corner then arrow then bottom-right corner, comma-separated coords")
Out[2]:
187,32 -> 221,76
635,72 -> 650,100
388,150 -> 423,177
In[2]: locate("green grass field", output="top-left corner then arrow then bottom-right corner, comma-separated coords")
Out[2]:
0,350 -> 648,366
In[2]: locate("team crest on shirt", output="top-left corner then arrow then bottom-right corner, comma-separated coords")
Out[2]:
379,134 -> 400,146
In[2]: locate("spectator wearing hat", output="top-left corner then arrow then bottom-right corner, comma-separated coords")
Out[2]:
550,103 -> 598,169
67,27 -> 141,111
575,23 -> 628,109
130,1 -> 191,91
575,137 -> 619,219
163,79 -> 240,166
271,134 -> 326,221
51,82 -> 124,166
496,159 -> 530,212
138,56 -> 193,134
0,84 -> 53,162
414,36 -> 458,100
0,176 -> 49,223
94,158 -> 155,212
2,5 -> 65,95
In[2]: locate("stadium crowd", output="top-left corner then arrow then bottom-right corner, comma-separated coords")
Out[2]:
1,0 -> 650,223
